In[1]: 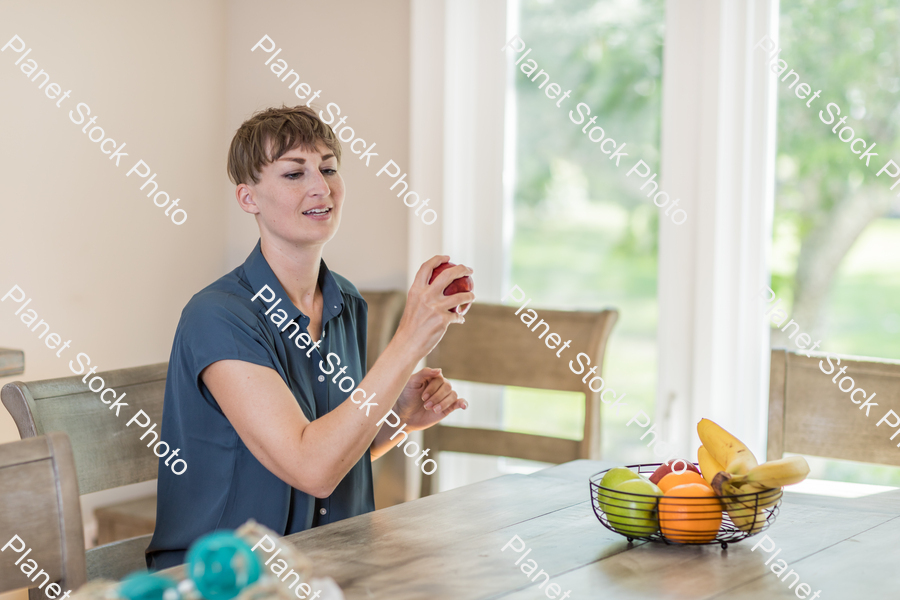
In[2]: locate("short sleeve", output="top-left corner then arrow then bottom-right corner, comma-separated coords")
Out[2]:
176,292 -> 279,389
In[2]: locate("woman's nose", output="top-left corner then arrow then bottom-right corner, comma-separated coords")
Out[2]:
308,170 -> 329,195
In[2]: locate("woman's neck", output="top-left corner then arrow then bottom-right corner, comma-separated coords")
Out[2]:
259,235 -> 324,312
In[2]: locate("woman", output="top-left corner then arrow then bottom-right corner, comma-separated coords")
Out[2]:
146,105 -> 474,569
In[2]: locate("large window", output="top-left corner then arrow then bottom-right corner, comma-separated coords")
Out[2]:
434,0 -> 899,493
505,0 -> 666,461
773,0 -> 900,484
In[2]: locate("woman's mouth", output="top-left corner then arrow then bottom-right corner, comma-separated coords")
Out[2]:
302,207 -> 332,219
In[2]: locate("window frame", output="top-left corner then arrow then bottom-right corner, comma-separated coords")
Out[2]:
407,0 -> 782,494
656,0 -> 780,459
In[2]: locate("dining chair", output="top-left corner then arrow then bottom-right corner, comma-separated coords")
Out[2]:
0,432 -> 87,600
2,362 -> 167,581
767,348 -> 900,466
359,290 -> 409,508
0,347 -> 25,377
420,302 -> 618,496
359,290 -> 406,372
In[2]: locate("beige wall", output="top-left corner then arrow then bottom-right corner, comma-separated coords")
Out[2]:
0,0 -> 227,427
0,6 -> 228,595
0,1 -> 411,595
0,1 -> 228,437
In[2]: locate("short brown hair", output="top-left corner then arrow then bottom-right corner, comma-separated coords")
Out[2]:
227,105 -> 342,185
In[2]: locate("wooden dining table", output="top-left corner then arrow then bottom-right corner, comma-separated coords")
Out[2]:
163,459 -> 900,598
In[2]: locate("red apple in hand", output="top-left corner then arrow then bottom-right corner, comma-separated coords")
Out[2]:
428,261 -> 474,314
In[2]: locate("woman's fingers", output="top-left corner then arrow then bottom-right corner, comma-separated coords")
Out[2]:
395,257 -> 474,360
420,374 -> 445,405
438,290 -> 476,312
430,263 -> 473,290
413,255 -> 452,288
424,379 -> 453,410
436,397 -> 469,417
431,388 -> 461,414
413,367 -> 441,386
409,259 -> 473,315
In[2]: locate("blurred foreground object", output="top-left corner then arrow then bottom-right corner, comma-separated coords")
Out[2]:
70,521 -> 343,600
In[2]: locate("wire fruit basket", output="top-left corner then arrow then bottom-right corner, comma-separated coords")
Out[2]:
590,463 -> 782,549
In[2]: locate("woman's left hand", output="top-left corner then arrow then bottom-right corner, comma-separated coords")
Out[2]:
394,367 -> 468,431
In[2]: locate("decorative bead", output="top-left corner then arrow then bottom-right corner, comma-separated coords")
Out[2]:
187,531 -> 261,600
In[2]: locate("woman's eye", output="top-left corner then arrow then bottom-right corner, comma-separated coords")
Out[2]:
322,168 -> 337,176
285,172 -> 302,180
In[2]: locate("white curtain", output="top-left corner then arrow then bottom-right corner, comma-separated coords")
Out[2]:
656,0 -> 780,460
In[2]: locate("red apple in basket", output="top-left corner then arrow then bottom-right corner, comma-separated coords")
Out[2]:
428,261 -> 474,314
649,459 -> 701,485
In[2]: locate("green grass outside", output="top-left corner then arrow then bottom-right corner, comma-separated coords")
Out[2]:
821,219 -> 900,360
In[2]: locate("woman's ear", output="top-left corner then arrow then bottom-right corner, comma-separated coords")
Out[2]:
235,183 -> 260,215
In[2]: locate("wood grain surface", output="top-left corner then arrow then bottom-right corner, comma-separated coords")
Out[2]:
2,363 -> 167,584
1,362 -> 167,494
767,350 -> 900,467
156,459 -> 900,599
0,433 -> 86,596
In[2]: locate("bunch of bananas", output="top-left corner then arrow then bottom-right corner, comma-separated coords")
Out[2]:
697,419 -> 809,534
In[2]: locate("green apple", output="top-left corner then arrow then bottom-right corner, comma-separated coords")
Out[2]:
597,468 -> 642,514
604,479 -> 662,538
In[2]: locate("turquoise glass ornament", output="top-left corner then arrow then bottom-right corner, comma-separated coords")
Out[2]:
118,572 -> 180,600
186,531 -> 261,600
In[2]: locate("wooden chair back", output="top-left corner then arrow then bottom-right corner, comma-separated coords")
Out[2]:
2,363 -> 167,579
768,349 -> 900,466
2,362 -> 167,494
359,290 -> 406,371
421,302 -> 618,495
0,432 -> 86,597
359,290 -> 408,509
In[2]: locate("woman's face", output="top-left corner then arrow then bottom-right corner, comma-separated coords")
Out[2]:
238,143 -> 344,248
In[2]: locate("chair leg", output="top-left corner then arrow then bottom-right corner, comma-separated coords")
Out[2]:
373,449 -> 410,509
419,467 -> 433,497
419,427 -> 439,497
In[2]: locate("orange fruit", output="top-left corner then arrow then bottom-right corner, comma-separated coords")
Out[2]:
659,483 -> 723,543
657,470 -> 709,493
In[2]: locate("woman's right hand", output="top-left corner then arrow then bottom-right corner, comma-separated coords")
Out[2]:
392,255 -> 475,360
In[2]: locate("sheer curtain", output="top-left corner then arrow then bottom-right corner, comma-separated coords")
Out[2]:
408,0 -> 513,493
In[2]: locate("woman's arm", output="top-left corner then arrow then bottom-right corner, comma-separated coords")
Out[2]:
203,342 -> 417,497
201,256 -> 474,498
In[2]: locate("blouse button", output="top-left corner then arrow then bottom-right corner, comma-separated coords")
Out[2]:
318,375 -> 325,382
319,508 -> 327,515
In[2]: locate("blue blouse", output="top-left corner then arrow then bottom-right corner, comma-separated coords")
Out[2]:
146,241 -> 374,569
